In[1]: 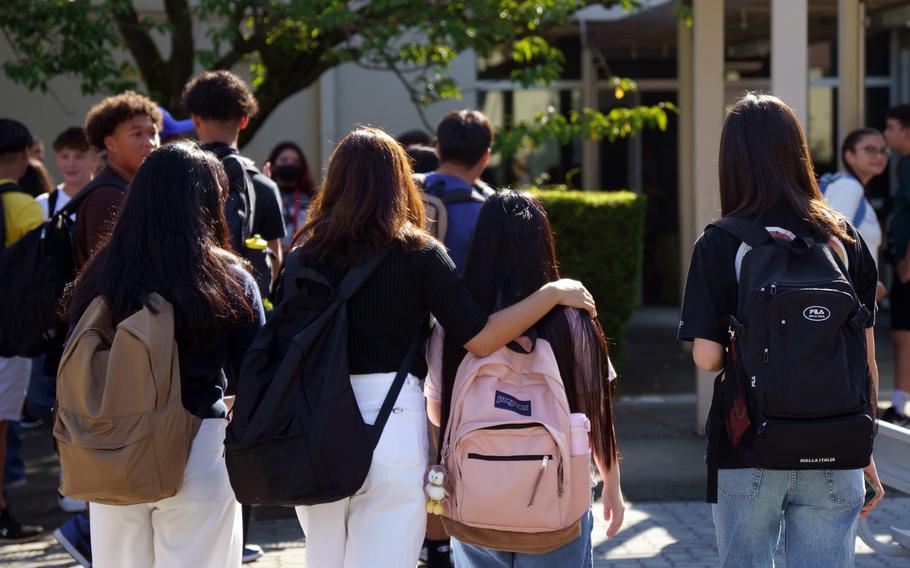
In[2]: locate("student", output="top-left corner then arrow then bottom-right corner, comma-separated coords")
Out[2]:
74,91 -> 161,269
421,110 -> 496,272
821,128 -> 888,265
183,70 -> 286,291
406,144 -> 439,175
264,141 -> 315,247
35,127 -> 98,219
883,105 -> 910,426
424,190 -> 624,567
0,118 -> 44,543
64,141 -> 264,568
53,95 -> 161,566
288,127 -> 595,568
679,94 -> 884,567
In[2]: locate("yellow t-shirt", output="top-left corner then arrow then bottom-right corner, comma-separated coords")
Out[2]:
0,179 -> 44,247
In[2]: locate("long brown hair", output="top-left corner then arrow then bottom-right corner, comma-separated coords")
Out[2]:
292,127 -> 428,267
65,141 -> 254,350
441,191 -> 618,468
720,93 -> 852,243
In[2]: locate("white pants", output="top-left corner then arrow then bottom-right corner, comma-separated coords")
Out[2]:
0,357 -> 31,421
91,419 -> 242,568
296,373 -> 429,568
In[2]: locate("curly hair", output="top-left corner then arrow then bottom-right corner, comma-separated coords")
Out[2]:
182,70 -> 259,122
84,91 -> 162,151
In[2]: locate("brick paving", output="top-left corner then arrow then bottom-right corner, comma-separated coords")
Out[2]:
2,497 -> 907,567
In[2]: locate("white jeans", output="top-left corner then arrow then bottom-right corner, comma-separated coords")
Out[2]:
296,373 -> 429,568
0,356 -> 31,421
90,419 -> 242,568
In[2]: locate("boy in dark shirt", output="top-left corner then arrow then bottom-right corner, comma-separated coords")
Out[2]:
74,92 -> 161,269
182,71 -> 285,295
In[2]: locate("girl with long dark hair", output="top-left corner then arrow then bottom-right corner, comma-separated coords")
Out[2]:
65,141 -> 264,568
679,93 -> 884,567
287,127 -> 596,567
264,141 -> 315,244
424,190 -> 623,566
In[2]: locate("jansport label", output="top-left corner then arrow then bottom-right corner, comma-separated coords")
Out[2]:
494,390 -> 532,416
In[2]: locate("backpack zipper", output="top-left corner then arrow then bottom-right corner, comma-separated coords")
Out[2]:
466,453 -> 553,461
527,455 -> 549,507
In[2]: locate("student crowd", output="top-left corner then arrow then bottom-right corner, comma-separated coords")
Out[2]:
0,72 -> 905,568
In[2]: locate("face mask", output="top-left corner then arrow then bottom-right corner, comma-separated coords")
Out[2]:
274,164 -> 301,183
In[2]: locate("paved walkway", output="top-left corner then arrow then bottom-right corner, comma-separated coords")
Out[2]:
2,497 -> 908,567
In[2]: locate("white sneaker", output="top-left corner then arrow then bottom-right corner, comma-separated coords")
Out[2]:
242,544 -> 263,564
58,495 -> 87,514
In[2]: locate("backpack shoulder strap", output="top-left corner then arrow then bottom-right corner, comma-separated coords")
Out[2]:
0,182 -> 15,250
709,217 -> 773,248
369,316 -> 427,446
48,190 -> 60,217
336,250 -> 391,300
58,175 -> 128,217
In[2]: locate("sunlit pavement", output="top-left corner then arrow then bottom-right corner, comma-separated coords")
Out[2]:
2,497 -> 907,567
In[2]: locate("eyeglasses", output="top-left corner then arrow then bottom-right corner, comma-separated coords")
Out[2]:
860,146 -> 891,158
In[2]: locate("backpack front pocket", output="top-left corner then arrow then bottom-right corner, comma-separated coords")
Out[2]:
452,425 -> 562,531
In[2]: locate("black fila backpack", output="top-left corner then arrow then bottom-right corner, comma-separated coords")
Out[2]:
706,217 -> 874,499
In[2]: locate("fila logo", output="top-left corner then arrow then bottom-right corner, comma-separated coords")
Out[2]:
803,306 -> 831,322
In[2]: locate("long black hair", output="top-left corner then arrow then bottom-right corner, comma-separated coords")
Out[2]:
66,140 -> 254,349
441,191 -> 617,468
720,93 -> 852,243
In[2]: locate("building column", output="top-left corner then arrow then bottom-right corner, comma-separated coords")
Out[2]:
691,0 -> 724,435
771,0 -> 808,127
581,42 -> 601,190
678,19 -> 694,292
838,0 -> 865,142
318,69 -> 338,162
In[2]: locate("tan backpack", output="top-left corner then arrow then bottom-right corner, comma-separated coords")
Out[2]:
54,293 -> 201,505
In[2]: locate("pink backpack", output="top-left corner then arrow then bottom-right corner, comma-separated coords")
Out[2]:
439,335 -> 592,553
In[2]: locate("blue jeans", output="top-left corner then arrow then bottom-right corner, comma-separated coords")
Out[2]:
451,509 -> 593,568
26,354 -> 55,422
4,421 -> 24,484
713,468 -> 863,568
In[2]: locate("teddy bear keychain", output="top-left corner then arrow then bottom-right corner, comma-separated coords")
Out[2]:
424,465 -> 448,515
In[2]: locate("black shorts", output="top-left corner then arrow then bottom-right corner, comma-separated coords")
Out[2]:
891,270 -> 910,330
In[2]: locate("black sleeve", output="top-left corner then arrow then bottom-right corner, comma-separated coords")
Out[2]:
225,268 -> 266,393
845,226 -> 878,328
252,173 -> 287,241
421,241 -> 488,346
678,227 -> 739,344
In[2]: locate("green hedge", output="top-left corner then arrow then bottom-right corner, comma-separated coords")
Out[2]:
532,189 -> 646,359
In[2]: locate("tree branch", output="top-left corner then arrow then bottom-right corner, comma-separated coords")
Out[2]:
163,0 -> 195,105
213,2 -> 253,70
110,0 -> 166,93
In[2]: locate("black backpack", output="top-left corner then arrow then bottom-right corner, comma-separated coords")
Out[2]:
414,173 -> 487,240
706,217 -> 874,501
224,250 -> 424,506
0,176 -> 127,357
208,146 -> 274,297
